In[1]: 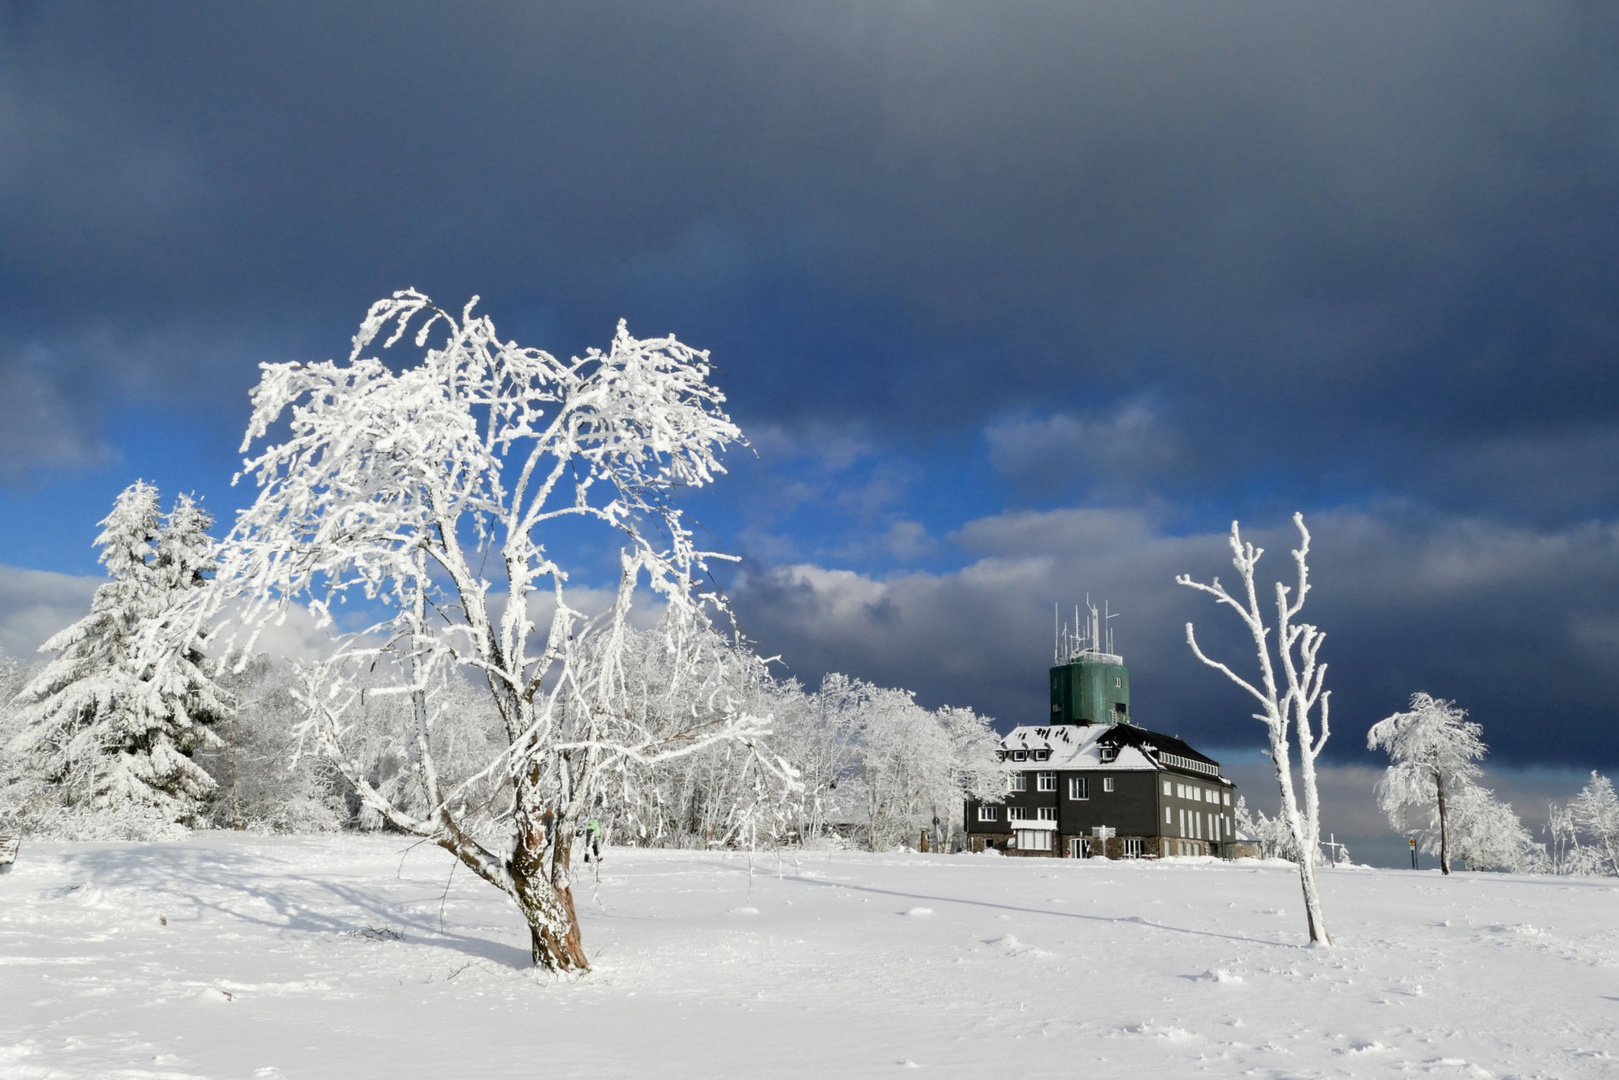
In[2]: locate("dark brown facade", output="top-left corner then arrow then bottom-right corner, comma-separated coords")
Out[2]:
963,727 -> 1240,859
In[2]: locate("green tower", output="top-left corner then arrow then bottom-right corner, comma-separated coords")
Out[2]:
1049,601 -> 1131,725
1049,655 -> 1130,725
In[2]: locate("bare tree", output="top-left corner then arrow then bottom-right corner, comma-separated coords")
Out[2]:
1177,513 -> 1331,946
207,290 -> 776,972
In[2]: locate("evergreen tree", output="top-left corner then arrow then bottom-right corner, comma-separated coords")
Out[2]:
9,482 -> 224,826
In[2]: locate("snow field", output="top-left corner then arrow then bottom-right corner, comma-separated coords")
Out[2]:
2,835 -> 1617,1079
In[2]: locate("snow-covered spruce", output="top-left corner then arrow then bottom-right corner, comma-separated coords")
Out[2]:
1177,514 -> 1331,946
5,483 -> 225,835
209,291 -> 786,972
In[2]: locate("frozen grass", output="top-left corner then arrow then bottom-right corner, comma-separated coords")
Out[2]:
2,835 -> 1617,1078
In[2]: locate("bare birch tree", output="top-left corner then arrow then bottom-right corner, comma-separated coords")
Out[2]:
206,290 -> 777,972
1177,513 -> 1331,945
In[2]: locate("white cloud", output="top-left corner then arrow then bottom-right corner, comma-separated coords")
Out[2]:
0,564 -> 100,657
984,401 -> 1179,490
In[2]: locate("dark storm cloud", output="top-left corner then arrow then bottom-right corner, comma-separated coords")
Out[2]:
727,507 -> 1619,770
2,1 -> 1617,514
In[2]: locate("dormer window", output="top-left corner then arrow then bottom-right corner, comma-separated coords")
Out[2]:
1100,747 -> 1117,763
1032,749 -> 1050,762
1011,750 -> 1028,762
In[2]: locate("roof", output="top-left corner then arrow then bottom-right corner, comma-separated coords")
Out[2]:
995,722 -> 1228,782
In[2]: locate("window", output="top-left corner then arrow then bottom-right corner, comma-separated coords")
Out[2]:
1037,771 -> 1056,792
1100,747 -> 1117,762
1162,780 -> 1172,796
1069,776 -> 1089,800
1008,806 -> 1027,821
1175,783 -> 1186,798
977,806 -> 998,822
1112,702 -> 1127,715
1123,837 -> 1143,858
1223,792 -> 1231,807
1032,749 -> 1050,762
1192,787 -> 1203,802
1102,777 -> 1115,793
1011,750 -> 1027,762
1114,676 -> 1122,688
1016,828 -> 1053,852
1165,807 -> 1172,824
1037,807 -> 1057,821
1012,773 -> 1027,792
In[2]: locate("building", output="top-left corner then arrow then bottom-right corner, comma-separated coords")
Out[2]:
964,608 -> 1241,859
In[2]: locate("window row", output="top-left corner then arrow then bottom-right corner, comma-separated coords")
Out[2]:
1165,806 -> 1230,842
1162,779 -> 1231,806
1010,772 -> 1117,797
978,806 -> 1058,822
999,748 -> 1052,763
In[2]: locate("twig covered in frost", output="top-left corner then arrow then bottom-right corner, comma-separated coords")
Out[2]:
1177,513 -> 1331,945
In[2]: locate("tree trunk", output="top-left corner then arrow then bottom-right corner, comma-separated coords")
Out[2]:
1269,728 -> 1330,946
510,805 -> 590,972
1435,770 -> 1450,876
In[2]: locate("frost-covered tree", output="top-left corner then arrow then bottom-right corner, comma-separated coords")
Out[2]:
592,624 -> 792,850
1234,796 -> 1303,861
799,679 -> 1005,853
1443,779 -> 1537,872
7,483 -> 224,830
1367,693 -> 1485,875
195,655 -> 350,834
1178,514 -> 1332,945
1570,772 -> 1619,875
210,291 -> 777,971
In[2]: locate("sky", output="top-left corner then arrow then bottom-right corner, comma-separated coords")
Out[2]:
3,2 -> 1619,854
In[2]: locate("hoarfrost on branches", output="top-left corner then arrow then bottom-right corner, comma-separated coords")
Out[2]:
1539,775 -> 1619,877
4,482 -> 225,837
1366,693 -> 1539,874
210,291 -> 781,972
1234,796 -> 1303,862
1177,514 -> 1332,945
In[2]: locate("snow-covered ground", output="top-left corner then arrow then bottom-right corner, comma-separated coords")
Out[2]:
2,836 -> 1615,1079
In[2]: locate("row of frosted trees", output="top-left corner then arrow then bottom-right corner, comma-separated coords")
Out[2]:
0,520 -> 1008,856
1223,690 -> 1619,877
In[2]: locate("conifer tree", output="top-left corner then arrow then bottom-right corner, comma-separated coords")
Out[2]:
9,483 -> 224,825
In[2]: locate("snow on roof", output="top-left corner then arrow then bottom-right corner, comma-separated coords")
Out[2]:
997,722 -> 1227,779
997,723 -> 1154,771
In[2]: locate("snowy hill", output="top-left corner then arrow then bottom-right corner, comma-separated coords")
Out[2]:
2,836 -> 1616,1078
